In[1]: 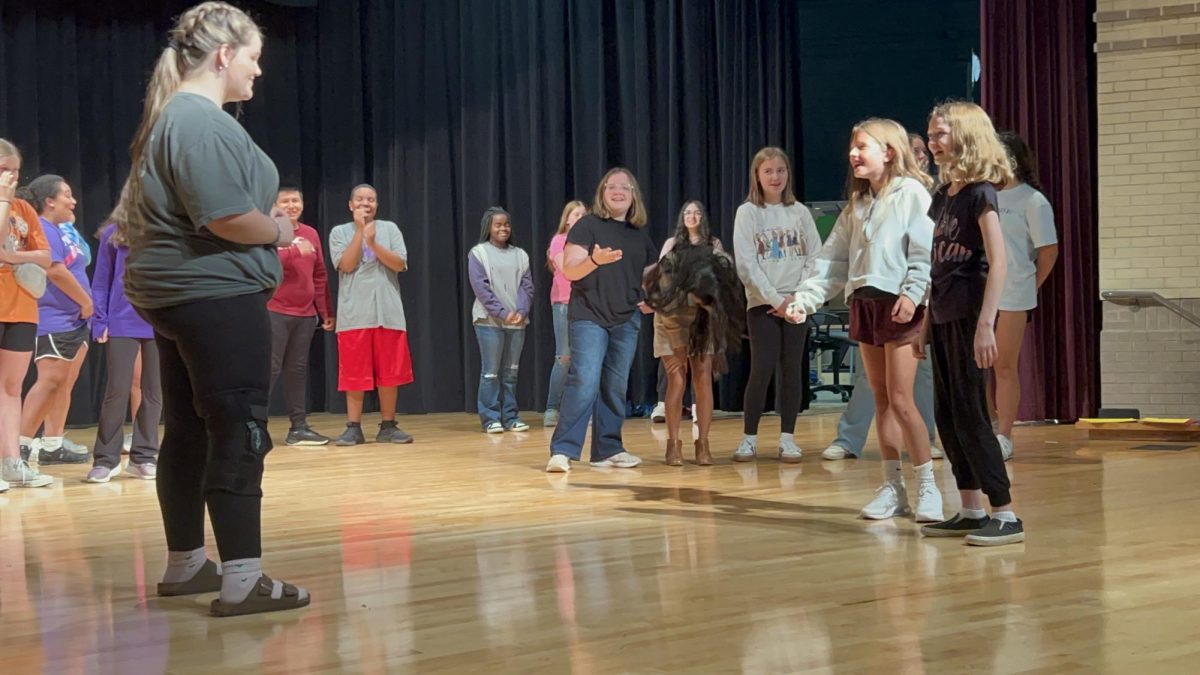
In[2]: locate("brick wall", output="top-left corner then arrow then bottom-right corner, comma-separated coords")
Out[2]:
1096,1 -> 1200,417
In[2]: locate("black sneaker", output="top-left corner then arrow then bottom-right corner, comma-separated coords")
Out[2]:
376,421 -> 414,444
37,445 -> 91,465
286,425 -> 331,447
965,517 -> 1025,546
334,423 -> 366,447
921,513 -> 991,538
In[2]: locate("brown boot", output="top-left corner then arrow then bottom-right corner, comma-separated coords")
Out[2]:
694,439 -> 713,466
665,439 -> 684,466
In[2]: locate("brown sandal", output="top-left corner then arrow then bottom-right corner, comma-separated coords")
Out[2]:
157,559 -> 222,597
210,574 -> 311,618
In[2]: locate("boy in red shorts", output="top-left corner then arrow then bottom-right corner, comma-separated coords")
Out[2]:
328,184 -> 415,445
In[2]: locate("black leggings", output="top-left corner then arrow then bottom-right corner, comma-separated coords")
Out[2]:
269,312 -> 317,427
743,306 -> 809,435
930,315 -> 1012,507
141,292 -> 273,561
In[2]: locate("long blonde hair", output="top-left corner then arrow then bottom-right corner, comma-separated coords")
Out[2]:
124,2 -> 261,237
928,101 -> 1013,187
844,118 -> 933,223
555,200 -> 587,235
745,147 -> 798,207
591,168 -> 647,227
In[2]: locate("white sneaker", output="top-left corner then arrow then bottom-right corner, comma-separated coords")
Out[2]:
930,445 -> 945,459
915,481 -> 944,522
733,437 -> 757,462
822,444 -> 853,460
860,482 -> 910,520
485,422 -> 504,434
651,402 -> 667,423
996,434 -> 1014,461
0,478 -> 8,492
2,459 -> 53,488
590,452 -> 642,468
546,454 -> 572,473
778,437 -> 802,463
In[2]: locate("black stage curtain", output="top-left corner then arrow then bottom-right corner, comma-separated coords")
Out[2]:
1,0 -> 803,423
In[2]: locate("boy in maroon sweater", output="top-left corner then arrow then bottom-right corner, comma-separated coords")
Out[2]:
270,186 -> 335,445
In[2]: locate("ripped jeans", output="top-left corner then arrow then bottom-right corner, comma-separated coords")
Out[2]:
475,325 -> 526,429
140,291 -> 274,562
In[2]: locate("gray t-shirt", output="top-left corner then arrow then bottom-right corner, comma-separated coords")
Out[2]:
125,93 -> 282,309
329,220 -> 408,332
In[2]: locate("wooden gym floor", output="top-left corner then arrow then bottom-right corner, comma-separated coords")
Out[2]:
2,410 -> 1198,674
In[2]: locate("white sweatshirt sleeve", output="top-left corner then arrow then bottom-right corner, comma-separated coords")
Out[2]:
793,209 -> 851,314
798,204 -> 824,283
898,182 -> 934,305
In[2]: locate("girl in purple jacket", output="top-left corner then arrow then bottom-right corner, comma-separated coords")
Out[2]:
86,201 -> 163,483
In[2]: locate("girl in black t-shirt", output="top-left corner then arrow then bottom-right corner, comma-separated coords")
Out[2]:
915,101 -> 1023,547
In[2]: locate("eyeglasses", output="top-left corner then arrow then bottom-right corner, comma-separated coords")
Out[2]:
604,184 -> 633,193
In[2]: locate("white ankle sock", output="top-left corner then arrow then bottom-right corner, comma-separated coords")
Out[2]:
913,460 -> 935,484
884,460 -> 904,486
992,510 -> 1018,523
41,436 -> 63,451
742,434 -> 757,446
220,558 -> 263,604
18,435 -> 34,447
779,433 -> 795,444
962,508 -> 987,519
163,547 -> 211,584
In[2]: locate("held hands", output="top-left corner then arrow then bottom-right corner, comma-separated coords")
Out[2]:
974,321 -> 998,369
322,317 -> 336,331
637,301 -> 654,315
891,295 -> 916,324
770,299 -> 801,323
911,332 -> 928,360
784,294 -> 807,324
591,244 -> 623,265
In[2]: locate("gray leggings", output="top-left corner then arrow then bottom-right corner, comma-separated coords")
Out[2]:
93,337 -> 162,468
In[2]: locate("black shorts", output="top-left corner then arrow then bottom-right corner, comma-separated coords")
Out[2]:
0,321 -> 37,353
34,323 -> 90,361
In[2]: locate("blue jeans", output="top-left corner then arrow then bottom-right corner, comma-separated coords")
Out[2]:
475,325 -> 526,428
834,346 -> 937,456
545,303 -> 571,412
549,316 -> 640,461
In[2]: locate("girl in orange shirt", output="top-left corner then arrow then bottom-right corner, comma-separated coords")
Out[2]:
0,139 -> 54,490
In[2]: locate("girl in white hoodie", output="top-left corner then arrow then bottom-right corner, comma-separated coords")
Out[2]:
788,119 -> 943,523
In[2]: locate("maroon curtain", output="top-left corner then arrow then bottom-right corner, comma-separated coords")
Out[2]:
980,0 -> 1099,422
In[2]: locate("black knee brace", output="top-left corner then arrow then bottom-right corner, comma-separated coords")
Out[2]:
198,388 -> 273,495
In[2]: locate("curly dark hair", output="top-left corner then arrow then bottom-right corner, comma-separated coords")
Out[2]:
643,243 -> 745,372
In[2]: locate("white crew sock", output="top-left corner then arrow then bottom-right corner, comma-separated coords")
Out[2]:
913,460 -> 935,484
883,459 -> 904,486
220,558 -> 264,604
163,547 -> 211,584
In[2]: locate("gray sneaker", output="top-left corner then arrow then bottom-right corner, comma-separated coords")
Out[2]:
2,458 -> 53,488
126,462 -> 157,480
86,464 -> 123,483
376,421 -> 414,444
334,424 -> 367,447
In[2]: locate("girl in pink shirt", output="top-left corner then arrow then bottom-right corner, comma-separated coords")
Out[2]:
543,200 -> 587,427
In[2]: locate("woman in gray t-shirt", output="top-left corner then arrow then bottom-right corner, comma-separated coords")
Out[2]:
120,2 -> 308,618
